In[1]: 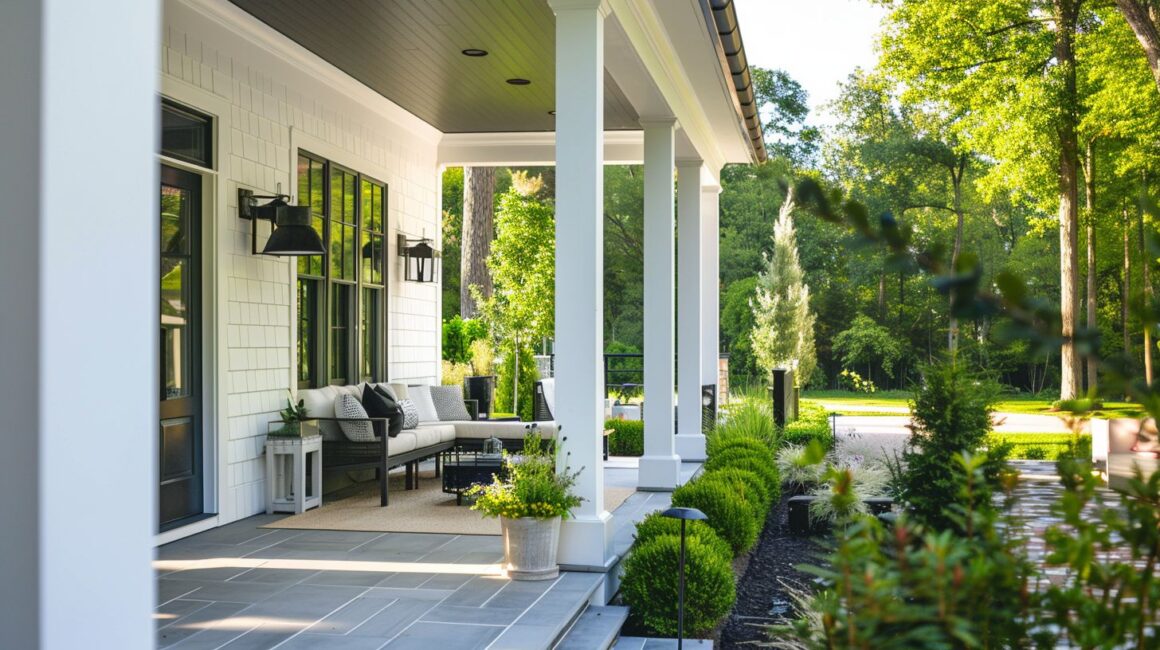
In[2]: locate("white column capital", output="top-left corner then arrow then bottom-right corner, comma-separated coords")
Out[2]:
676,158 -> 703,169
548,0 -> 611,17
639,117 -> 677,129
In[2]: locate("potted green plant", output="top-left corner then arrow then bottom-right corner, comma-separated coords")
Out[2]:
468,426 -> 582,580
464,339 -> 497,419
268,391 -> 316,437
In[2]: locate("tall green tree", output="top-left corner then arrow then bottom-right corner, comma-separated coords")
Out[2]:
750,189 -> 818,385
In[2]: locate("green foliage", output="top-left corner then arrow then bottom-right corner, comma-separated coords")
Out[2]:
987,433 -> 1092,460
750,188 -> 818,383
632,511 -> 732,563
775,444 -> 824,492
494,342 -> 538,422
832,314 -> 903,379
604,419 -> 643,456
441,315 -> 488,364
441,361 -> 470,387
671,478 -> 759,556
621,535 -> 736,637
721,277 -> 761,379
837,369 -> 876,393
780,403 -> 833,450
441,166 -> 464,319
713,399 -> 777,448
807,463 -> 891,526
775,454 -> 1035,648
703,452 -> 780,494
900,360 -> 1006,532
604,340 -> 643,401
467,432 -> 580,520
468,339 -> 494,376
701,467 -> 775,515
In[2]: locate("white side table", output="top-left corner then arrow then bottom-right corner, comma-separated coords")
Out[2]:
265,434 -> 322,514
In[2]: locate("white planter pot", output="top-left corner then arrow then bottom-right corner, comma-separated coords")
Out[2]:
611,404 -> 641,421
500,515 -> 561,581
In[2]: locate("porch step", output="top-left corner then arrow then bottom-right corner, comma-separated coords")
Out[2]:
488,571 -> 604,650
555,605 -> 629,650
613,637 -> 714,649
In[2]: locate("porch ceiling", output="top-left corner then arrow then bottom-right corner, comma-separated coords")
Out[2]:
226,0 -> 640,133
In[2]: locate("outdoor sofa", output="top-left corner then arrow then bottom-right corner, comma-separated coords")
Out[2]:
296,380 -> 557,506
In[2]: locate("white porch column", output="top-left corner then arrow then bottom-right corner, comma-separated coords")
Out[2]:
549,0 -> 614,570
701,183 -> 722,395
676,161 -> 707,461
0,0 -> 158,648
638,120 -> 681,490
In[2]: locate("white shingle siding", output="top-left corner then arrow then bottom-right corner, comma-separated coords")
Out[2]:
161,0 -> 442,526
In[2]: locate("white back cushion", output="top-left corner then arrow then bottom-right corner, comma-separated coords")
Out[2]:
408,384 -> 440,423
540,378 -> 556,418
298,386 -> 341,440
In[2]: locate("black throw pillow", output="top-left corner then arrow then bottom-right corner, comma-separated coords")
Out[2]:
363,384 -> 403,438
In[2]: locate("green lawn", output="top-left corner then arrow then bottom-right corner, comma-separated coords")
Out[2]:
802,391 -> 1142,418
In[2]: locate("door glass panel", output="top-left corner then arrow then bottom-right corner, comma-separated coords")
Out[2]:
161,184 -> 192,401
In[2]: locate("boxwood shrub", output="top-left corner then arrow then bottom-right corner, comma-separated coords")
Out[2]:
700,467 -> 773,512
604,419 -> 644,456
621,535 -> 736,637
671,477 -> 758,555
633,511 -> 732,562
780,404 -> 833,450
703,449 -> 779,491
707,435 -> 771,459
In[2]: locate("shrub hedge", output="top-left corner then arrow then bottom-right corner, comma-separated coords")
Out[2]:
621,535 -> 736,637
703,449 -> 779,490
699,468 -> 772,523
604,419 -> 644,456
986,433 -> 1091,460
633,511 -> 732,562
780,403 -> 833,449
671,477 -> 759,555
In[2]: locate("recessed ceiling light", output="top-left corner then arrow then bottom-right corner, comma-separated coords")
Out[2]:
506,78 -> 531,86
462,48 -> 488,57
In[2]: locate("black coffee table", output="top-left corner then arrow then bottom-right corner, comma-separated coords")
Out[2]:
441,449 -> 506,505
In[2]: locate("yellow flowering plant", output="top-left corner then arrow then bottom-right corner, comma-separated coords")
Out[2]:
468,426 -> 583,520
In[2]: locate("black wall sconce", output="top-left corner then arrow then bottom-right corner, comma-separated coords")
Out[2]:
396,233 -> 440,283
238,188 -> 326,256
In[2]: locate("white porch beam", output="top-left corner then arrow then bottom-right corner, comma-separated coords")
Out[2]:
0,0 -> 158,648
638,119 -> 681,490
548,0 -> 614,571
437,131 -> 644,167
701,181 -> 722,393
675,160 -> 707,461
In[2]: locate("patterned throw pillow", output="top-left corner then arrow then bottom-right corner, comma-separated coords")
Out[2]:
398,399 -> 419,430
334,393 -> 376,442
430,385 -> 472,421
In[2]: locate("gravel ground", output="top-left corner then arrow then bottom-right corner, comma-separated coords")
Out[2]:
717,492 -> 822,648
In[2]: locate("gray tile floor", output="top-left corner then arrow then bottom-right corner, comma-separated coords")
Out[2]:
155,460 -> 699,650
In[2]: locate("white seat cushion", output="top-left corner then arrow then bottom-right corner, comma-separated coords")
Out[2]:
388,432 -> 418,457
415,423 -> 457,444
448,420 -> 557,440
298,386 -> 341,440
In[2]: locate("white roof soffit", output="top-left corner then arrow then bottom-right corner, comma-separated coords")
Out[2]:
437,131 -> 645,167
607,0 -> 758,171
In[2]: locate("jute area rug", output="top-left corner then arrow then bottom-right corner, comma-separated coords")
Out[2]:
263,470 -> 637,536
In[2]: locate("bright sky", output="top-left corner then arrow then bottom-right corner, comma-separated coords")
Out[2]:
733,0 -> 888,123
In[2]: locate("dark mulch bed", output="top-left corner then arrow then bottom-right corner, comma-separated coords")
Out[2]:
716,492 -> 822,648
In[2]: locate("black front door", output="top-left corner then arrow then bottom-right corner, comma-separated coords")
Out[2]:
159,165 -> 203,530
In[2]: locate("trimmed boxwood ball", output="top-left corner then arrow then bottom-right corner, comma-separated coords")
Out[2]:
700,467 -> 772,512
707,435 -> 771,459
621,535 -> 736,637
671,478 -> 758,555
704,451 -> 779,491
633,511 -> 732,562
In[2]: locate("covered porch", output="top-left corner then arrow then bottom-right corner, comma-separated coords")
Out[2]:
0,0 -> 762,647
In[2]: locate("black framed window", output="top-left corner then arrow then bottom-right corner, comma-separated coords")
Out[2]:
161,100 -> 213,168
295,151 -> 388,387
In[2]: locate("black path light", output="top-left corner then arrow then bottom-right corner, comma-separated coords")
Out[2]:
237,187 -> 325,256
661,506 -> 708,649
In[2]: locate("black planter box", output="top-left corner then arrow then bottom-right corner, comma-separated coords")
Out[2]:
464,375 -> 496,419
787,495 -> 894,535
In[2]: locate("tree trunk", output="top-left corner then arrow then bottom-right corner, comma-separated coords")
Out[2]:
460,167 -> 497,318
1125,205 -> 1133,358
1115,0 -> 1160,94
1055,0 -> 1082,400
1142,196 -> 1154,383
948,157 -> 966,352
1084,139 -> 1098,393
877,272 -> 886,318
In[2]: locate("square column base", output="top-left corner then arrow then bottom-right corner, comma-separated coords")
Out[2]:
558,509 -> 615,571
675,433 -> 707,462
637,454 -> 682,491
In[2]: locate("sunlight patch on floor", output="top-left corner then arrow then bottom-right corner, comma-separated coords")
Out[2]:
154,557 -> 505,576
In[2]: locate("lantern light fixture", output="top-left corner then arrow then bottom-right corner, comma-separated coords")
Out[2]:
397,233 -> 440,283
238,187 -> 326,257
